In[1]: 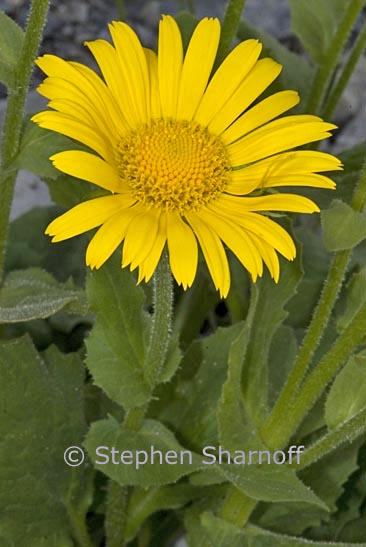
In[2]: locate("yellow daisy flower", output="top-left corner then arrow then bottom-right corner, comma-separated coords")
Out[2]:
32,16 -> 341,298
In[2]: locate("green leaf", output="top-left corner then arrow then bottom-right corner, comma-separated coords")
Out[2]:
0,268 -> 87,323
0,10 -> 24,88
218,465 -> 327,508
45,173 -> 93,208
321,200 -> 366,252
218,290 -> 266,453
256,502 -> 326,538
6,206 -> 88,286
337,268 -> 366,332
289,0 -> 347,64
125,483 -> 220,542
286,225 -> 330,329
267,325 -> 298,409
237,20 -> 314,104
160,323 -> 244,451
241,252 -> 302,424
0,336 -> 91,546
301,442 -> 361,512
85,252 -> 151,409
84,417 -> 202,486
240,522 -> 366,546
325,351 -> 366,429
13,120 -> 84,179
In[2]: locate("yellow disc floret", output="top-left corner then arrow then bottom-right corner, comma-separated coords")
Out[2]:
116,119 -> 231,213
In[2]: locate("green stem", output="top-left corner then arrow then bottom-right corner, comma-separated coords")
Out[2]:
218,487 -> 257,526
322,21 -> 366,120
215,0 -> 248,68
187,0 -> 196,14
306,0 -> 364,114
292,406 -> 366,472
261,161 -> 366,445
106,481 -> 129,547
108,252 -> 174,544
144,248 -> 174,387
0,0 -> 50,283
115,0 -> 125,20
268,304 -> 366,449
68,510 -> 93,547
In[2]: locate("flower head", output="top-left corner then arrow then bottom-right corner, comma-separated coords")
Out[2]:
32,16 -> 341,297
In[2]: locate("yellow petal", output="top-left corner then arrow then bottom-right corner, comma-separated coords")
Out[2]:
46,195 -> 134,241
158,15 -> 183,118
222,90 -> 300,144
166,212 -> 198,289
69,61 -> 129,135
137,214 -> 167,284
85,39 -> 136,129
198,208 -> 262,281
228,172 -> 335,195
186,211 -> 230,298
50,151 -> 128,193
144,48 -> 161,118
194,39 -> 262,127
176,18 -> 220,120
109,21 -> 150,124
220,192 -> 320,213
32,111 -> 113,163
122,209 -> 161,269
209,201 -> 296,260
228,150 -> 342,193
249,232 -> 280,282
36,55 -> 125,136
208,58 -> 282,135
229,116 -> 337,166
86,205 -> 141,269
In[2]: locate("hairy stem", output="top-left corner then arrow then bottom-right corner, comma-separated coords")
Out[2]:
293,406 -> 366,472
322,21 -> 366,121
261,161 -> 366,444
306,0 -> 364,114
0,0 -> 50,282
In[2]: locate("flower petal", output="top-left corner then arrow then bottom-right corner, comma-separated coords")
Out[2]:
222,90 -> 300,144
209,201 -> 296,260
194,39 -> 262,127
144,48 -> 161,118
158,15 -> 183,118
186,211 -> 230,298
229,116 -> 337,166
32,110 -> 114,163
122,208 -> 161,269
198,208 -> 262,281
137,214 -> 167,284
166,212 -> 198,289
249,232 -> 280,282
86,204 -> 141,269
36,54 -> 126,136
50,151 -> 128,193
227,150 -> 341,194
208,58 -> 282,135
85,39 -> 136,129
176,18 -> 220,121
109,21 -> 150,124
220,192 -> 320,213
45,195 -> 135,242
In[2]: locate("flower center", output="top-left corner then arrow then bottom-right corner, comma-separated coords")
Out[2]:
116,119 -> 231,213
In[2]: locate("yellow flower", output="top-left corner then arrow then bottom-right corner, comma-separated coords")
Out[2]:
32,16 -> 341,298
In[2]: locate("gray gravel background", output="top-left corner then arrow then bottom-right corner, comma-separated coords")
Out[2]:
0,0 -> 365,220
